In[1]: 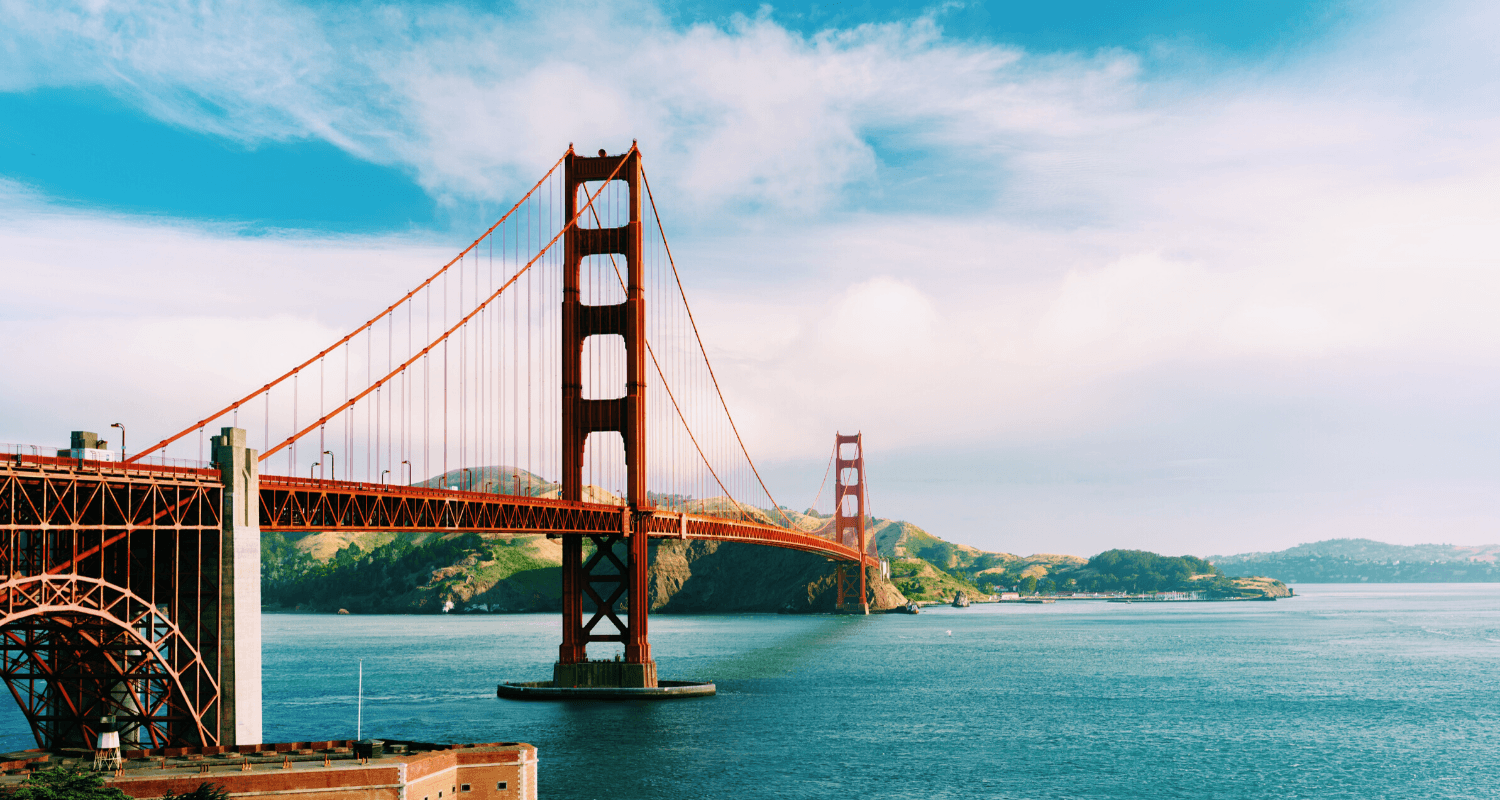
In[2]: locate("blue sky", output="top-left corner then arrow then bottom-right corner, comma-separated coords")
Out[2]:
0,1 -> 1349,232
665,0 -> 1346,53
2,0 -> 1497,557
0,88 -> 436,230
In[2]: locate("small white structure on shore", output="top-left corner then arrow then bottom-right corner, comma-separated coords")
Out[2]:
94,728 -> 123,772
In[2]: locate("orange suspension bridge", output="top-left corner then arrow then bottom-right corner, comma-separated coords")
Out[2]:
0,145 -> 880,750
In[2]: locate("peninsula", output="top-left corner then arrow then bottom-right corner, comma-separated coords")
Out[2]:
260,471 -> 1287,613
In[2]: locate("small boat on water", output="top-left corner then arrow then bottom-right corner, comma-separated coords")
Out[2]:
896,602 -> 921,614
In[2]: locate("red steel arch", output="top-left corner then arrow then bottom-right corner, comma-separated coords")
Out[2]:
0,574 -> 218,749
0,457 -> 229,750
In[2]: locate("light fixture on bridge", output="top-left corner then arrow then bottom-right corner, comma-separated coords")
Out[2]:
110,422 -> 125,462
323,450 -> 335,481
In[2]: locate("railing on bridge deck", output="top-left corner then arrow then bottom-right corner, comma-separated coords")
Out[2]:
259,475 -> 875,563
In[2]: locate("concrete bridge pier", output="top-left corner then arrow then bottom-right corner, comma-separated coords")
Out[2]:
212,427 -> 262,746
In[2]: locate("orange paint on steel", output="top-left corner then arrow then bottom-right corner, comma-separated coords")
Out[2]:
833,432 -> 870,612
558,145 -> 654,670
256,478 -> 870,562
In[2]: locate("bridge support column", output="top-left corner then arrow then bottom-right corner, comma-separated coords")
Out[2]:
554,145 -> 657,688
552,510 -> 656,688
835,564 -> 870,615
212,427 -> 262,746
834,433 -> 870,614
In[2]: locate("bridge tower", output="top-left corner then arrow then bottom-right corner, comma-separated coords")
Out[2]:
556,145 -> 657,688
833,432 -> 870,614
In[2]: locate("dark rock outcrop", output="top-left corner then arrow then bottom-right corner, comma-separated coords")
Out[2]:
648,540 -> 906,613
270,532 -> 906,614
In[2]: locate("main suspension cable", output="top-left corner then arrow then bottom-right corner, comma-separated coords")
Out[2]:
130,151 -> 571,464
640,166 -> 793,526
585,201 -> 755,525
259,146 -> 632,463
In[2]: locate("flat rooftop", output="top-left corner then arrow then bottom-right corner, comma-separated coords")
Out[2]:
0,739 -> 537,799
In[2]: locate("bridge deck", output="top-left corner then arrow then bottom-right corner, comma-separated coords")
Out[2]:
261,475 -> 873,564
1,459 -> 871,565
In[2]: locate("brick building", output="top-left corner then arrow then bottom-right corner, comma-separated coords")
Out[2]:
0,740 -> 536,800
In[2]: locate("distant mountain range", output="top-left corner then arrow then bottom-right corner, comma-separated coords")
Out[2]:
1210,538 -> 1500,583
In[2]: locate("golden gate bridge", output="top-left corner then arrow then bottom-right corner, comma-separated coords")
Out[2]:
0,145 -> 878,751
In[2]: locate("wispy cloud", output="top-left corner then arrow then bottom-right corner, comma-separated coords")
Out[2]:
0,0 -> 1146,211
2,0 -> 1498,552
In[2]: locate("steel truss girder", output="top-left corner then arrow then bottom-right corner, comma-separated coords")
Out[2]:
260,477 -> 874,565
0,462 -> 224,750
258,477 -> 628,534
0,461 -> 221,533
0,575 -> 218,750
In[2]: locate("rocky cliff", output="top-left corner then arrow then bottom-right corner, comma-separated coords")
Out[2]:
263,531 -> 908,614
648,540 -> 906,612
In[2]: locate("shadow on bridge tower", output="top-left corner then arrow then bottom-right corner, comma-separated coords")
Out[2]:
833,433 -> 871,615
555,145 -> 657,689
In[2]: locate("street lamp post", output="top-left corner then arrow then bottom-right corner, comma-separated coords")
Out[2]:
381,469 -> 390,484
401,460 -> 411,486
110,422 -> 125,462
323,450 -> 335,481
310,462 -> 320,479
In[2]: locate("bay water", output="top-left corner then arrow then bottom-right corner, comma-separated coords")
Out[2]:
3,583 -> 1498,798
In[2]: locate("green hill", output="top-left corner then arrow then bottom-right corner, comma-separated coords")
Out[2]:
260,476 -> 911,614
262,529 -> 907,614
260,466 -> 1290,612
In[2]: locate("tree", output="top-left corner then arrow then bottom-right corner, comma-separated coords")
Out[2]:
10,765 -> 128,800
1019,575 -> 1038,594
162,783 -> 232,800
1077,550 -> 1219,593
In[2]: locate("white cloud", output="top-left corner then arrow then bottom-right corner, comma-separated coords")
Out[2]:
2,0 -> 1499,553
0,0 -> 1149,211
0,189 -> 450,446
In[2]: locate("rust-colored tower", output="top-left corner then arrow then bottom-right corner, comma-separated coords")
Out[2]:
555,146 -> 656,687
833,432 -> 870,614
